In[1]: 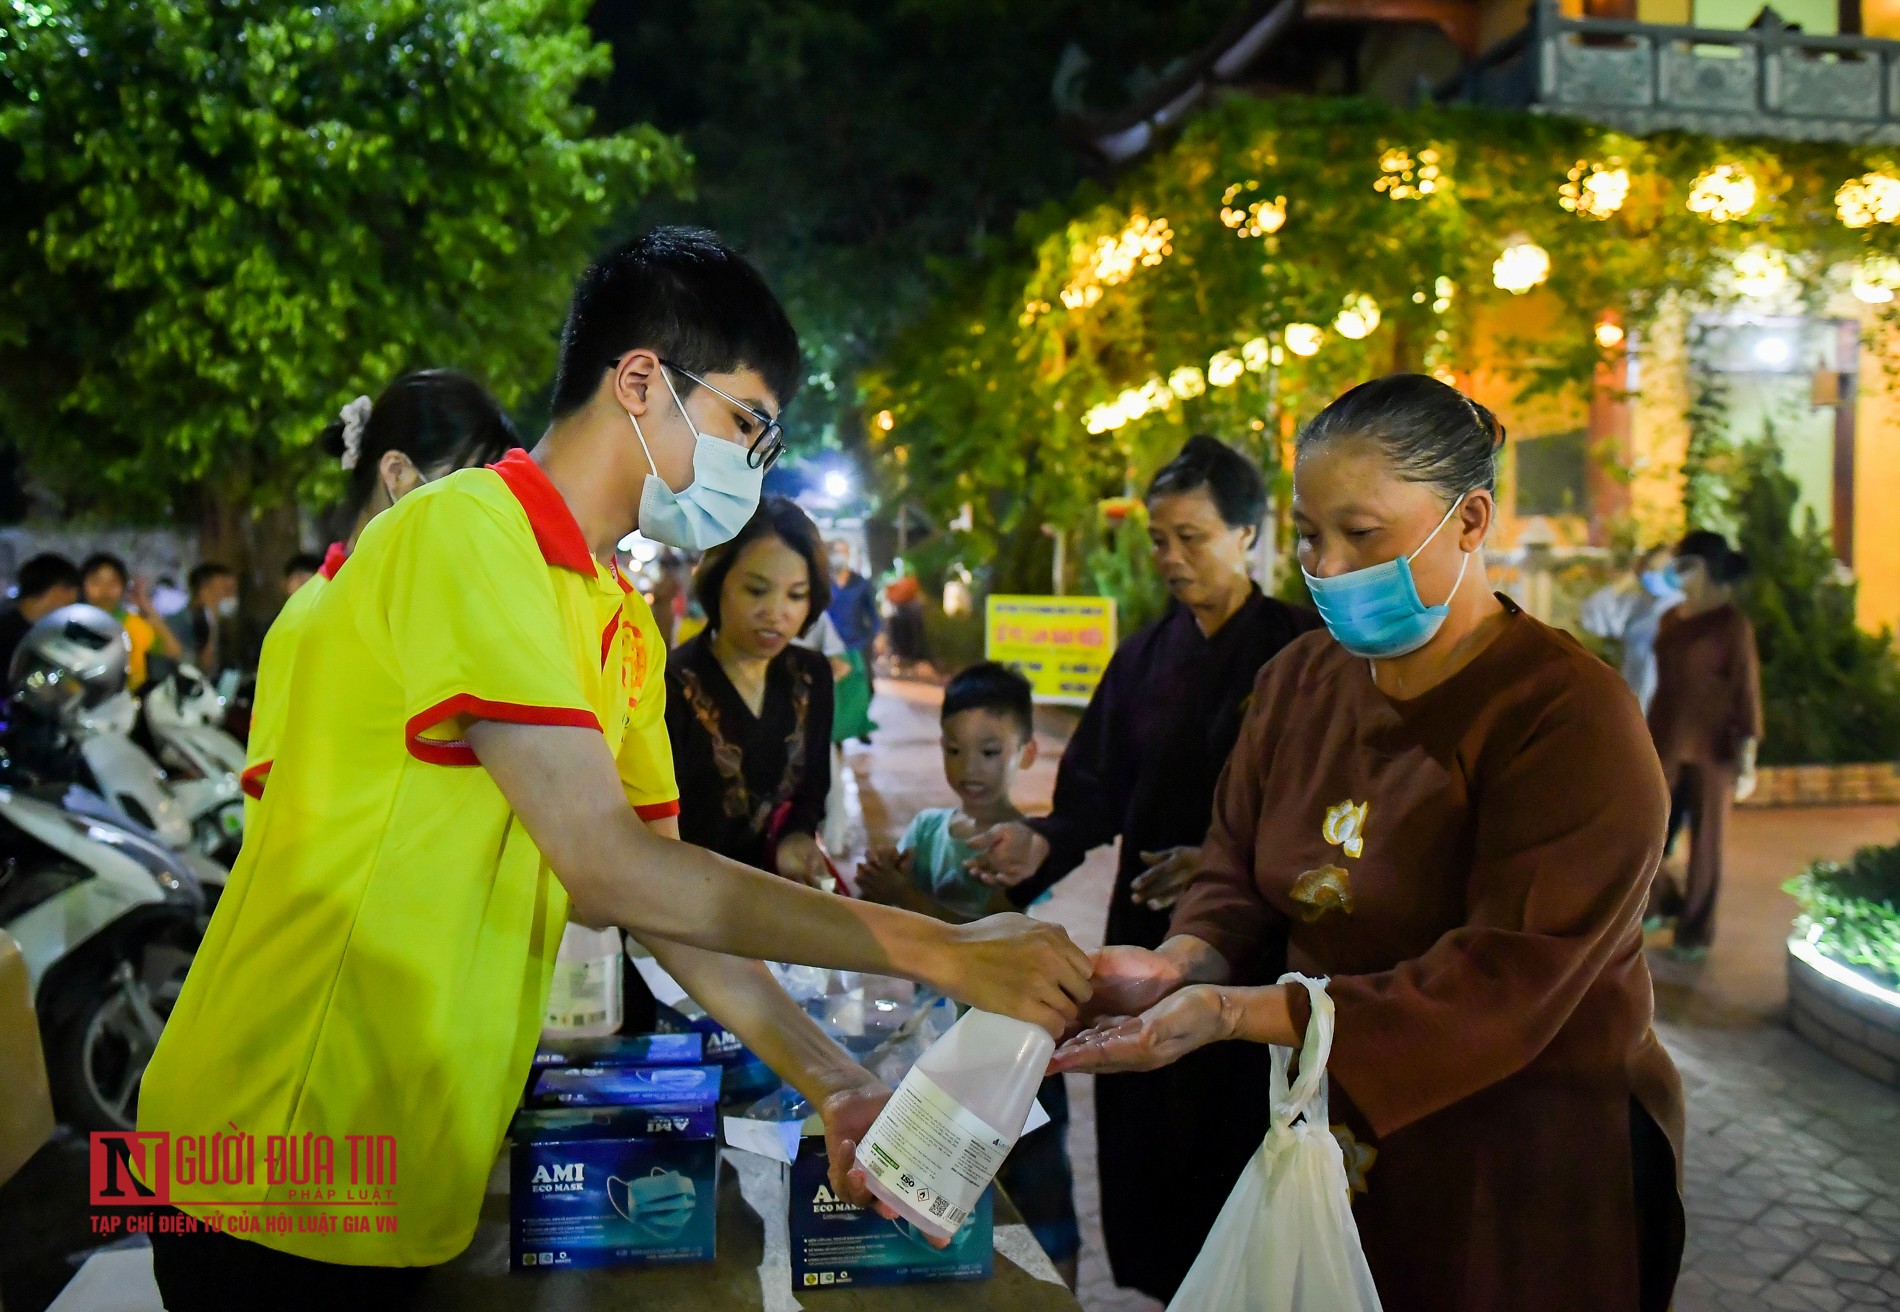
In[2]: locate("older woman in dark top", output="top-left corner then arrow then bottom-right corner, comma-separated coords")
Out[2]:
969,434 -> 1319,1301
1054,375 -> 1684,1312
666,495 -> 835,886
1646,529 -> 1762,958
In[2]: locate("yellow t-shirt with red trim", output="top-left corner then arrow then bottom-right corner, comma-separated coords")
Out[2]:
139,451 -> 677,1265
240,541 -> 347,821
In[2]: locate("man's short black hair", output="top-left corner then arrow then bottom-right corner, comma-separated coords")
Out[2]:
1146,434 -> 1268,530
941,662 -> 1034,742
188,562 -> 234,595
16,553 -> 81,601
283,552 -> 325,581
550,226 -> 802,419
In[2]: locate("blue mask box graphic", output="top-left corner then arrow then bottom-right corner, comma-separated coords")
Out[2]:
532,1031 -> 705,1070
788,1132 -> 993,1290
527,1063 -> 723,1111
510,1100 -> 719,1270
653,999 -> 782,1103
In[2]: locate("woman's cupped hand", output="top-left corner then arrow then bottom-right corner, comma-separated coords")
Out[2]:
1051,985 -> 1232,1075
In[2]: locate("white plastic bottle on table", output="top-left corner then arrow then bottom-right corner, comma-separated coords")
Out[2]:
853,1009 -> 1051,1242
542,925 -> 624,1040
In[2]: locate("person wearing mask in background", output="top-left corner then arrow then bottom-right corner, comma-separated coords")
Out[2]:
1581,544 -> 1683,715
140,228 -> 1088,1309
967,434 -> 1320,1301
826,540 -> 880,700
281,552 -> 326,598
1645,530 -> 1762,960
667,496 -> 838,887
81,553 -> 184,692
240,371 -> 521,811
179,562 -> 238,679
1055,375 -> 1684,1312
0,553 -> 82,680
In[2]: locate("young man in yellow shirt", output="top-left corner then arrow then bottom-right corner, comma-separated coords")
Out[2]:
138,228 -> 1089,1308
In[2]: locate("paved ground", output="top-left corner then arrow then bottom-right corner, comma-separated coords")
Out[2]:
849,679 -> 1900,1312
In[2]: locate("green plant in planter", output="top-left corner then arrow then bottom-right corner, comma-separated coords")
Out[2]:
1785,843 -> 1900,989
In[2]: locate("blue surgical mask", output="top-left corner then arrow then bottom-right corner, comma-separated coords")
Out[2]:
1302,494 -> 1473,659
628,367 -> 764,551
1640,566 -> 1680,599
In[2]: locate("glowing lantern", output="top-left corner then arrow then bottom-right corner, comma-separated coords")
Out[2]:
1240,337 -> 1271,372
1850,254 -> 1900,304
1284,323 -> 1323,357
1559,162 -> 1629,220
1333,294 -> 1380,340
1207,352 -> 1244,387
1686,164 -> 1757,223
1595,320 -> 1625,349
1168,367 -> 1207,399
1731,247 -> 1789,299
1836,173 -> 1900,228
1492,239 -> 1551,294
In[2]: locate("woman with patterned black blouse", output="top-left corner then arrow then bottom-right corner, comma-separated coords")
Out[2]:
665,495 -> 836,887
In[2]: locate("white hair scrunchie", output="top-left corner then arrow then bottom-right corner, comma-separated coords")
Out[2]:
338,395 -> 374,471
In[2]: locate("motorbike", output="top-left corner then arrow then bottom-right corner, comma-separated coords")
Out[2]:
1,781 -> 208,1130
4,608 -> 239,901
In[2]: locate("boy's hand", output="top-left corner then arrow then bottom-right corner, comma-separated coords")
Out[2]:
1129,846 -> 1203,911
930,914 -> 1091,1036
856,846 -> 912,905
965,821 -> 1049,888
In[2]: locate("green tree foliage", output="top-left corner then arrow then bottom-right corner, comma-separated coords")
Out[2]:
590,0 -> 1242,456
1731,438 -> 1900,765
1083,502 -> 1168,635
861,96 -> 1890,592
0,0 -> 687,533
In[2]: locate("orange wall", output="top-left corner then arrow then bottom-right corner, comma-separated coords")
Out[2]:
1855,323 -> 1900,633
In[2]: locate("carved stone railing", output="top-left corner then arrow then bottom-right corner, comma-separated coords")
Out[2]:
1443,0 -> 1900,144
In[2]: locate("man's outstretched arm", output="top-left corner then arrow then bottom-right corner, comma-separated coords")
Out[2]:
467,719 -> 1091,1033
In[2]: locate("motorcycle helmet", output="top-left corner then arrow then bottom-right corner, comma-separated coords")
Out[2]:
8,604 -> 131,723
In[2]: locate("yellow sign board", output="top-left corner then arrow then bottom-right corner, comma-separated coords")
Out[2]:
984,596 -> 1117,706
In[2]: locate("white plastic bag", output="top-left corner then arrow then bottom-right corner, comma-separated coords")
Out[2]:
1167,973 -> 1383,1312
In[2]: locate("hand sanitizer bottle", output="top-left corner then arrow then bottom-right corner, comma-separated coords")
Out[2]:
854,1009 -> 1052,1242
542,926 -> 624,1040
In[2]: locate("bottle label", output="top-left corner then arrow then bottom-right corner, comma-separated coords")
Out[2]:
545,957 -> 619,1031
858,1069 -> 1010,1232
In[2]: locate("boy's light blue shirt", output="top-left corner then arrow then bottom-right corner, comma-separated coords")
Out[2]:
899,807 -> 1049,919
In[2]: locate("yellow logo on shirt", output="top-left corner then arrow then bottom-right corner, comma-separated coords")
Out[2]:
1322,800 -> 1369,859
1289,864 -> 1354,921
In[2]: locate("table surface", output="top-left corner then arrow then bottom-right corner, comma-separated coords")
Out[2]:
417,1155 -> 1081,1311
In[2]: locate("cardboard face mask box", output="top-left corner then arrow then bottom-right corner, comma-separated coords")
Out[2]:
788,1132 -> 993,1290
510,1086 -> 720,1270
527,1063 -> 722,1110
653,999 -> 781,1103
531,1031 -> 705,1070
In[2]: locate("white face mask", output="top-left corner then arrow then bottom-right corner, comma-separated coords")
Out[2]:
214,596 -> 239,619
627,367 -> 765,552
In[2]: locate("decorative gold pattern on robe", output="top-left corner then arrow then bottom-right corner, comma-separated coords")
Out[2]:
1331,1124 -> 1377,1196
1289,863 -> 1354,921
1322,799 -> 1369,859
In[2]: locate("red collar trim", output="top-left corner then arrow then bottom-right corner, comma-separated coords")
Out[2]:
487,449 -> 596,575
318,542 -> 348,581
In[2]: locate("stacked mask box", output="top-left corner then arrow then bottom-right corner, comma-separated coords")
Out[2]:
510,1063 -> 722,1271
653,998 -> 782,1103
530,1031 -> 705,1071
788,1132 -> 993,1290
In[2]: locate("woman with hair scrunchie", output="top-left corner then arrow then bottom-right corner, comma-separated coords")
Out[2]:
240,371 -> 519,810
1644,529 -> 1763,959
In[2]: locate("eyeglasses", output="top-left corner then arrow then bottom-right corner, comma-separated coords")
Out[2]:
658,358 -> 785,471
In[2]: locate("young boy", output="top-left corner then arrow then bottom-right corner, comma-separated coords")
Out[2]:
857,662 -> 1081,1286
